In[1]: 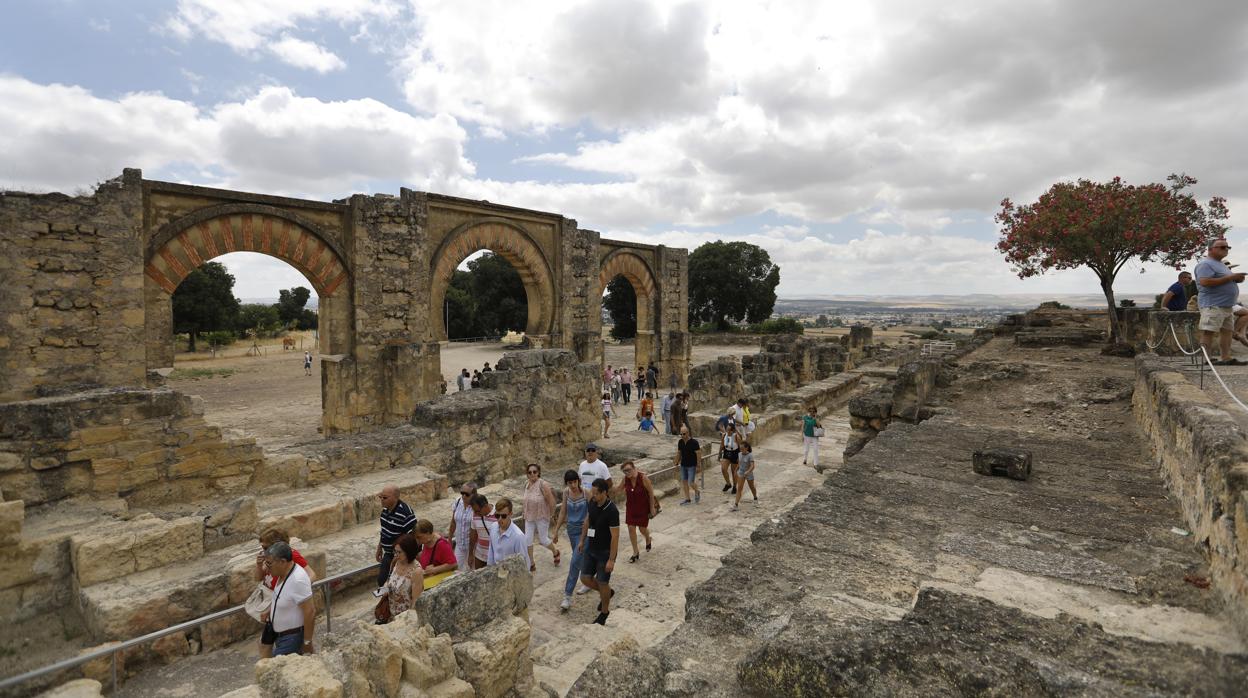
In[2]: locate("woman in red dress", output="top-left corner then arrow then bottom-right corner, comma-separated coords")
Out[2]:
615,460 -> 657,563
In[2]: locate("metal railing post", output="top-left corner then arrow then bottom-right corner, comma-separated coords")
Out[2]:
324,585 -> 333,634
110,651 -> 117,694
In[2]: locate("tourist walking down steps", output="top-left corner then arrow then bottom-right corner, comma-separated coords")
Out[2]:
577,478 -> 620,625
376,485 -> 417,588
552,469 -> 590,611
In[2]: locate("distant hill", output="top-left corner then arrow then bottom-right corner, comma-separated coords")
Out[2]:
776,293 -> 1153,311
238,296 -> 319,310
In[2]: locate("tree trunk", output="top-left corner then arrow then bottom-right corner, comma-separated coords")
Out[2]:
1100,276 -> 1121,344
188,330 -> 198,353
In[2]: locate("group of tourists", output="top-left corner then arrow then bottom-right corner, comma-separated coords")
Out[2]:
455,362 -> 495,391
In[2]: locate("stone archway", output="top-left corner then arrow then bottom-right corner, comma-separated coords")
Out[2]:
428,219 -> 556,343
599,250 -> 659,370
142,206 -> 355,432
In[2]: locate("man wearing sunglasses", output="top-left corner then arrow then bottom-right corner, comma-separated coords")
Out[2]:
1195,238 -> 1247,366
448,482 -> 478,572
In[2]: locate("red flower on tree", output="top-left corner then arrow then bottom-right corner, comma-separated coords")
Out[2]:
996,173 -> 1229,343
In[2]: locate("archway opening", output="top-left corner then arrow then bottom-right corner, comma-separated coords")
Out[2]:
441,251 -> 530,391
163,252 -> 327,450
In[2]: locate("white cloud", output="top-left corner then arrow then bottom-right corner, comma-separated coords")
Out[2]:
163,0 -> 398,71
270,35 -> 346,73
0,77 -> 471,198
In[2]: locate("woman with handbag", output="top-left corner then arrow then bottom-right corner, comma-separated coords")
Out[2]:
802,407 -> 823,467
414,520 -> 458,588
615,461 -> 656,563
377,534 -> 423,624
522,463 -> 560,572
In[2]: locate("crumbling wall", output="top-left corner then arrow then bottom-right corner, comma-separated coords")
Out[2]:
1133,355 -> 1248,637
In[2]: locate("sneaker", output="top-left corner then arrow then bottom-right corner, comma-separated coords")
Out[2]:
730,504 -> 738,511
731,486 -> 737,495
679,499 -> 692,506
576,584 -> 592,595
722,484 -> 732,493
593,612 -> 609,626
560,595 -> 572,611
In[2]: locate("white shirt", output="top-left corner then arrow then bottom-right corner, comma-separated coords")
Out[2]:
487,521 -> 531,567
269,564 -> 313,632
579,458 -> 611,492
452,497 -> 474,548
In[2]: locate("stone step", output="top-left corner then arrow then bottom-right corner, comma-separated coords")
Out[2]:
74,466 -> 448,645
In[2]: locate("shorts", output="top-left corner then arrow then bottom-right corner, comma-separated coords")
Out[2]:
1200,306 -> 1234,332
524,518 -> 551,546
603,411 -> 611,418
724,449 -> 739,464
680,464 -> 697,482
580,547 -> 613,583
736,463 -> 755,481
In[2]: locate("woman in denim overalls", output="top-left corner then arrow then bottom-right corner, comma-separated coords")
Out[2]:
552,469 -> 590,611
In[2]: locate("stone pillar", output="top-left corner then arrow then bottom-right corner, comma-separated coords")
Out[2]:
653,245 -> 691,388
144,277 -> 174,370
559,220 -> 601,365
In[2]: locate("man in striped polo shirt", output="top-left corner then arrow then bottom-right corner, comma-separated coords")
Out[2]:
375,485 -> 417,587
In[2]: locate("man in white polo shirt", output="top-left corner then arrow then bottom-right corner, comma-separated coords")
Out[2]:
578,444 -> 611,493
263,541 -> 315,656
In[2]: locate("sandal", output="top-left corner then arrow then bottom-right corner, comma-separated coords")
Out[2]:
629,554 -> 639,563
645,540 -> 652,552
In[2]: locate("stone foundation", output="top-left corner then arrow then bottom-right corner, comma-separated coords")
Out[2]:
1134,354 -> 1248,637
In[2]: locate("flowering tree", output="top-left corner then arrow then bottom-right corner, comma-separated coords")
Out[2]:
996,174 -> 1229,343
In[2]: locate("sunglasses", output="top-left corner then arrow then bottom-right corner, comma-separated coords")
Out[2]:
460,491 -> 472,496
497,512 -> 510,519
1216,245 -> 1232,249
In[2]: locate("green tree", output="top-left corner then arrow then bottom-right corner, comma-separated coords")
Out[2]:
237,303 -> 282,337
277,287 -> 312,326
815,314 -> 829,328
443,253 -> 528,339
997,173 -> 1228,343
688,241 -> 781,330
603,275 -> 637,340
173,261 -> 240,352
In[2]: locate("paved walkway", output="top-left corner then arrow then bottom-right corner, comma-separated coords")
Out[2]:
526,417 -> 848,696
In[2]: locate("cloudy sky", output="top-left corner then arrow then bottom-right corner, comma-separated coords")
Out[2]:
2,0 -> 1246,300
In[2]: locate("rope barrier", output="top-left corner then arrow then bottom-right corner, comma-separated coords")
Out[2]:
1164,322 -> 1248,414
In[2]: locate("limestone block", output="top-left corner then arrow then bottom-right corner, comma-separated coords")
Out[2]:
218,687 -> 261,698
71,514 -> 204,586
379,614 -> 459,689
0,541 -> 41,589
36,679 -> 104,698
77,426 -> 128,446
255,654 -> 343,698
459,441 -> 491,465
565,632 -> 664,698
415,677 -> 475,698
0,498 -> 23,546
0,450 -> 25,472
413,556 -> 532,642
452,615 -> 531,698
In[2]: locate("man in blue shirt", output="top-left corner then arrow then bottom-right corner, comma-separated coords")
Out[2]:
1161,272 -> 1192,312
1195,239 -> 1247,365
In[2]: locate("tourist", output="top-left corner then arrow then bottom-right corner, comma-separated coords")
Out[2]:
660,390 -> 675,434
456,368 -> 470,391
634,367 -> 646,405
577,478 -> 620,625
414,520 -> 457,587
483,362 -> 492,372
802,407 -> 823,467
610,370 -> 621,404
638,391 -> 654,424
468,494 -> 497,570
646,363 -> 658,393
1161,272 -> 1192,311
603,364 -> 613,391
303,351 -> 312,376
447,482 -> 477,572
731,441 -> 759,511
578,444 -> 612,492
1195,238 -> 1246,365
263,541 -> 315,656
638,410 -> 661,435
601,392 -> 613,438
620,367 -> 632,404
615,461 -> 656,562
378,534 -> 423,622
674,426 -> 701,505
376,485 -> 417,588
719,414 -> 739,494
487,497 -> 530,568
522,463 -> 560,571
670,391 -> 688,436
254,528 -> 313,659
471,370 -> 482,388
1235,304 -> 1248,348
552,469 -> 590,611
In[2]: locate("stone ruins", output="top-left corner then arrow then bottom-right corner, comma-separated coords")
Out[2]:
2,173 -> 1247,696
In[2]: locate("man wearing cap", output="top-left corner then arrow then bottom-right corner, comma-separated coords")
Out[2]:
1196,238 -> 1247,365
578,444 -> 612,493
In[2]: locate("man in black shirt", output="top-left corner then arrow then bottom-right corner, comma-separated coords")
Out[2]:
577,478 -> 620,625
674,426 -> 701,505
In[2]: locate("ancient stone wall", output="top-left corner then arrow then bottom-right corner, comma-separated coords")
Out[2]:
1133,355 -> 1248,637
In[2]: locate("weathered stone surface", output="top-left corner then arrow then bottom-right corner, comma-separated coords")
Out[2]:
739,588 -> 1248,696
255,654 -> 343,698
0,498 -> 22,546
35,679 -> 104,698
414,556 -> 532,642
971,446 -> 1033,480
566,634 -> 665,698
452,615 -> 531,698
70,513 -> 203,586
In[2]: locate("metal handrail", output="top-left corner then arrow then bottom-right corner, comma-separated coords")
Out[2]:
0,560 -> 382,695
